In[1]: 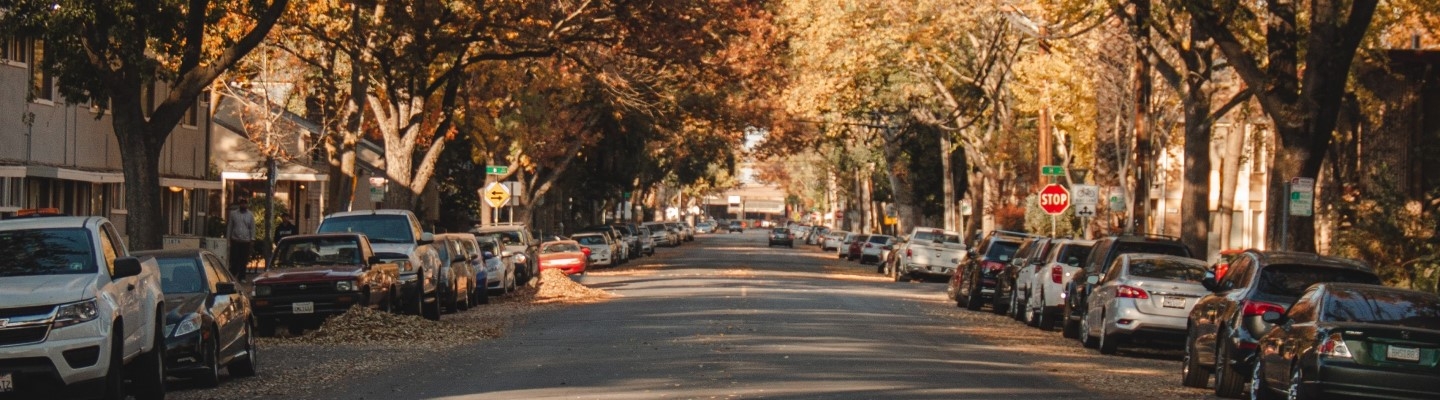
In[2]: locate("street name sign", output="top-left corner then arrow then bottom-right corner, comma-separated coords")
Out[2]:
485,165 -> 509,175
1041,165 -> 1065,176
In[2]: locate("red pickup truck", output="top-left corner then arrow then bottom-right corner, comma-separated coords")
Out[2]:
251,233 -> 400,336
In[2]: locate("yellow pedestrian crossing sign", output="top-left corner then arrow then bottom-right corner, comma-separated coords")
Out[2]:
483,182 -> 511,208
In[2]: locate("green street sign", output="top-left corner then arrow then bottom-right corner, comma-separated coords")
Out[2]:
1041,165 -> 1065,176
485,165 -> 508,175
622,191 -> 632,200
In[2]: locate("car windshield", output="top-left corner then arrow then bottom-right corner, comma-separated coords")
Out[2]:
478,231 -> 522,245
1113,241 -> 1190,258
868,235 -> 892,244
1126,258 -> 1207,282
1322,289 -> 1440,329
0,228 -> 96,277
575,235 -> 606,245
274,238 -> 363,267
984,241 -> 1021,262
1056,244 -> 1093,267
158,257 -> 206,294
912,230 -> 962,244
543,243 -> 582,253
317,215 -> 414,244
773,228 -> 789,234
1257,264 -> 1381,297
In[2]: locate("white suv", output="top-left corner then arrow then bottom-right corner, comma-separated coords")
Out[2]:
0,211 -> 167,399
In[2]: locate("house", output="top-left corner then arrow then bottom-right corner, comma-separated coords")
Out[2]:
0,35 -> 220,245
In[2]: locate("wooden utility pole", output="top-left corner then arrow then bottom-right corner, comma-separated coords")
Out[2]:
1128,0 -> 1153,234
1037,26 -> 1053,188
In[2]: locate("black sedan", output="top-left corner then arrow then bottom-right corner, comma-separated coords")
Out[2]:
1253,283 -> 1440,400
768,228 -> 793,247
134,249 -> 258,387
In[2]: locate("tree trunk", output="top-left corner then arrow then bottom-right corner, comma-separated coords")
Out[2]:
941,131 -> 956,231
1214,125 -> 1248,250
1129,0 -> 1153,235
1267,127 -> 1324,252
881,128 -> 916,235
1180,78 -> 1212,259
114,115 -> 167,251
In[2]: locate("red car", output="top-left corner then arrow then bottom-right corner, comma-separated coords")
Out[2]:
538,240 -> 589,275
846,234 -> 870,261
252,233 -> 400,336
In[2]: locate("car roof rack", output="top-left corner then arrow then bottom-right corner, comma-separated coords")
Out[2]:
11,208 -> 69,219
1112,232 -> 1182,241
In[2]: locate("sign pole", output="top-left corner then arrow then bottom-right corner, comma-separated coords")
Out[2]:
1281,181 -> 1289,251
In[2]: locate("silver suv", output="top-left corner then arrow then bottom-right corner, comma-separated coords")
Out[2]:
473,223 -> 538,286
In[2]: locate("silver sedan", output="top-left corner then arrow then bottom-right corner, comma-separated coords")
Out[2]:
1080,254 -> 1209,355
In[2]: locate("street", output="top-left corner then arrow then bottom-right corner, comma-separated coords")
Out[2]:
171,231 -> 1214,399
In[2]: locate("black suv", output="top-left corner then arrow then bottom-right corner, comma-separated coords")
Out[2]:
950,230 -> 1034,311
1181,250 -> 1379,398
1062,234 -> 1194,340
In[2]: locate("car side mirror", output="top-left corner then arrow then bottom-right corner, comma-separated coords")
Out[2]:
1261,310 -> 1287,325
1086,275 -> 1099,285
368,255 -> 384,265
418,232 -> 435,245
112,257 -> 143,279
452,256 -> 468,264
1201,272 -> 1219,292
214,282 -> 238,295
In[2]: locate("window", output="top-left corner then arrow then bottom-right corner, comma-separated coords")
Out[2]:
3,35 -> 31,65
108,183 -> 126,212
30,39 -> 53,102
182,98 -> 200,127
141,81 -> 156,119
0,177 -> 20,208
100,223 -> 121,277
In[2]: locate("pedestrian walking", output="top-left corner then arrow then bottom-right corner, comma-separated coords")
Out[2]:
228,198 -> 256,280
274,212 -> 297,243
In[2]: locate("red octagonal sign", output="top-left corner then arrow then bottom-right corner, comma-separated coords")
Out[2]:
1039,184 -> 1071,215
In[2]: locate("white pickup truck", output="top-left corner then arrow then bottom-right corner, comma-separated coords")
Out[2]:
891,227 -> 968,281
0,210 -> 167,399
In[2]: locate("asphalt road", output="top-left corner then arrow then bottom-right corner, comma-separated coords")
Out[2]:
313,230 -> 1109,400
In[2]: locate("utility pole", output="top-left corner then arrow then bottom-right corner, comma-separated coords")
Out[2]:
1037,26 -> 1053,188
1128,0 -> 1154,235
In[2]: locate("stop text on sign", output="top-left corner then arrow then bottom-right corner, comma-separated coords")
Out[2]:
1040,192 -> 1069,206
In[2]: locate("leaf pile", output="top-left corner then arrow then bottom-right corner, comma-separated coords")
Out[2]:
534,268 -> 614,303
302,306 -> 498,345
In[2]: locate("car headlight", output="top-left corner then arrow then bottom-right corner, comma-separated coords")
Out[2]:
254,285 -> 272,296
513,254 -> 528,264
167,314 -> 202,338
337,280 -> 357,292
53,299 -> 99,329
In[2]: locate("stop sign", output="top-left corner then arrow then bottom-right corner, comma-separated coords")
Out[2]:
1038,184 -> 1071,215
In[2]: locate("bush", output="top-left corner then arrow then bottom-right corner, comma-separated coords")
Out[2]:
1023,194 -> 1078,238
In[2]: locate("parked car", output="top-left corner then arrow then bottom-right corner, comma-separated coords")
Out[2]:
579,226 -> 629,264
445,233 -> 494,304
643,222 -> 676,247
1063,234 -> 1193,340
1181,250 -> 1380,397
475,235 -> 516,295
728,220 -> 744,233
637,226 -> 657,255
893,227 -> 967,281
836,232 -> 861,259
859,234 -> 897,267
538,240 -> 589,275
0,210 -> 168,399
432,234 -> 481,312
1021,238 -> 1095,330
667,222 -> 693,243
822,230 -> 850,252
768,227 -> 795,247
845,234 -> 871,261
1080,254 -> 1210,355
572,232 -> 617,268
316,209 -> 439,318
1001,237 -> 1053,318
951,230 -> 1032,312
611,224 -> 644,259
695,221 -> 717,234
253,233 -> 405,334
473,223 -> 539,285
1252,283 -> 1440,400
134,248 -> 257,387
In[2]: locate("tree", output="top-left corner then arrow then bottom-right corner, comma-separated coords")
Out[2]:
1185,0 -> 1379,252
1,0 -> 290,250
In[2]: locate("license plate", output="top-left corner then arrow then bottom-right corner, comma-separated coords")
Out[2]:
1387,345 -> 1421,362
1,372 -> 13,393
292,302 -> 314,314
1162,296 -> 1186,309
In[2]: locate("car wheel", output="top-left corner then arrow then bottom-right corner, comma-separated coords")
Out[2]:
1061,303 -> 1080,339
256,319 -> 277,337
457,283 -> 472,311
1098,322 -> 1119,355
1214,334 -> 1246,398
1181,332 -> 1208,388
1080,315 -> 1099,349
130,317 -> 166,400
505,269 -> 517,294
407,273 -> 426,315
423,292 -> 442,321
101,325 -> 125,400
1286,364 -> 1310,400
1025,303 -> 1040,327
991,287 -> 1008,315
196,336 -> 221,388
476,283 -> 491,305
1011,291 -> 1027,321
229,319 -> 258,378
1251,358 -> 1280,400
288,323 -> 307,336
965,282 -> 984,311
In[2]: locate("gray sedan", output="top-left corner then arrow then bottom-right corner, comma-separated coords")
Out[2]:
1080,254 -> 1209,355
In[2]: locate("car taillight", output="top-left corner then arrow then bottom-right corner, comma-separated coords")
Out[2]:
983,261 -> 1005,272
1318,333 -> 1352,359
906,249 -> 912,257
1242,300 -> 1285,318
581,248 -> 592,256
865,243 -> 873,249
1116,285 -> 1149,299
1051,265 -> 1064,284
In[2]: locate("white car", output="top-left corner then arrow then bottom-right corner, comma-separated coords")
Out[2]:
0,210 -> 169,399
859,234 -> 897,265
835,232 -> 861,259
821,230 -> 850,251
1081,254 -> 1210,354
572,233 -> 616,268
1022,238 -> 1095,330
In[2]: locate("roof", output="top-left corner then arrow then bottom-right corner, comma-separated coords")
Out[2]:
0,216 -> 99,231
1250,250 -> 1371,271
132,248 -> 212,259
277,233 -> 366,242
325,209 -> 417,219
